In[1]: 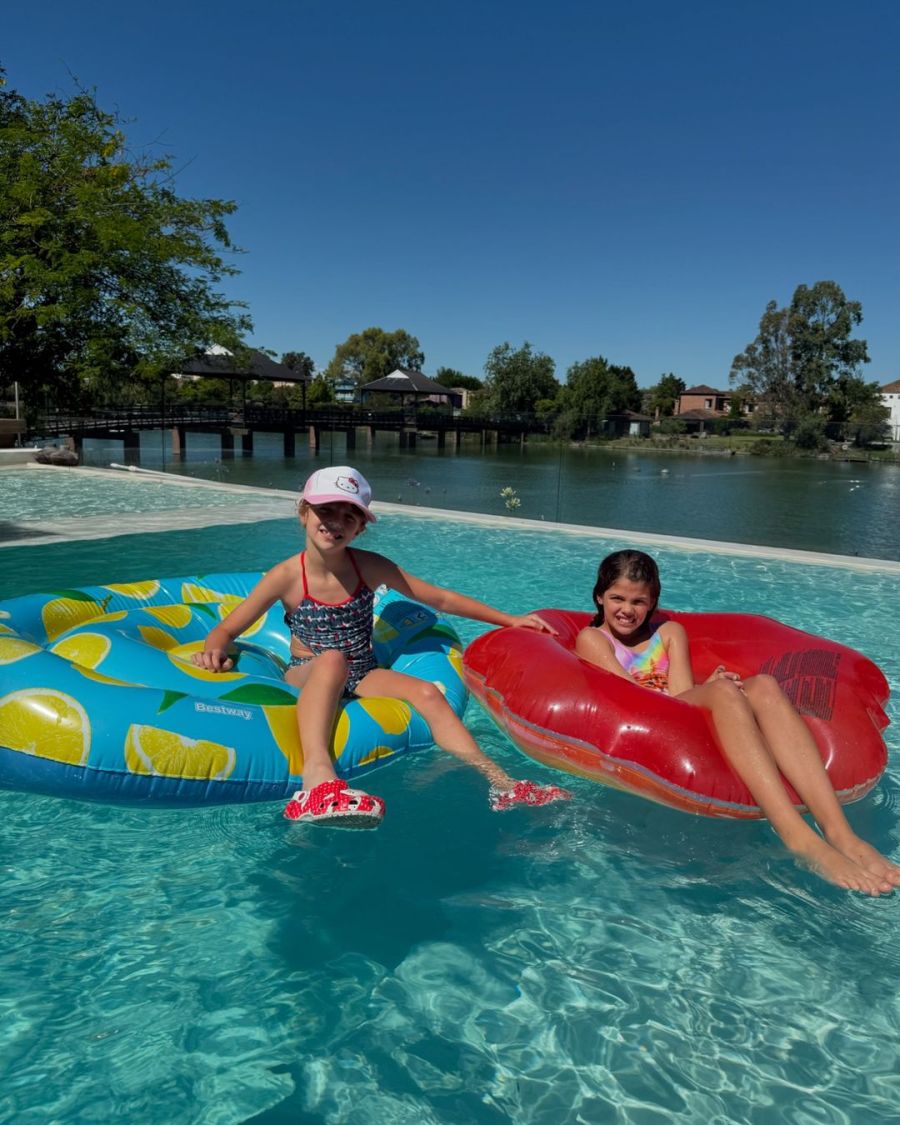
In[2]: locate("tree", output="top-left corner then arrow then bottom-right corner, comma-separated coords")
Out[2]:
0,69 -> 251,408
281,351 -> 315,380
306,375 -> 335,406
561,357 -> 641,436
480,341 -> 558,415
645,373 -> 685,419
730,281 -> 869,437
434,366 -> 482,391
323,327 -> 424,388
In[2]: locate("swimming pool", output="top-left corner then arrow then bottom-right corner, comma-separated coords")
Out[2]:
1,509 -> 899,1122
1,466 -> 243,522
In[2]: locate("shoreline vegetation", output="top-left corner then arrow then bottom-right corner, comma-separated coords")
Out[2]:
561,432 -> 900,464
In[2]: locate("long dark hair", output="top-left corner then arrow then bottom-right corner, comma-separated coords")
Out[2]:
590,550 -> 661,626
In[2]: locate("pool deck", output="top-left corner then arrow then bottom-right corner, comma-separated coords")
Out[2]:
3,463 -> 900,574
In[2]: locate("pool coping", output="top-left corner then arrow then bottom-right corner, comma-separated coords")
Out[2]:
3,463 -> 899,575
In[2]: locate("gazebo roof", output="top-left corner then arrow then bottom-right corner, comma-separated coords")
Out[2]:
361,368 -> 449,395
176,346 -> 307,383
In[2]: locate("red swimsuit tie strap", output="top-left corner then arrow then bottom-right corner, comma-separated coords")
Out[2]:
299,551 -> 309,599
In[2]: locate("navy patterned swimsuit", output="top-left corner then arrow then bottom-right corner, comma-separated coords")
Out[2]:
284,550 -> 378,695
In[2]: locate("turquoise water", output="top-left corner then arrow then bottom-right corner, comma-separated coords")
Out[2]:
1,468 -> 237,523
1,514 -> 900,1121
80,430 -> 900,560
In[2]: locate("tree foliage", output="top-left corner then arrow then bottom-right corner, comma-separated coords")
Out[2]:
645,373 -> 685,418
281,351 -> 315,380
480,341 -> 558,415
560,357 -> 641,436
323,327 -> 424,387
0,69 -> 251,406
434,365 -> 482,391
730,281 -> 871,439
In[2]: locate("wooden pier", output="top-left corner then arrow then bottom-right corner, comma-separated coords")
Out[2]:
34,406 -> 541,465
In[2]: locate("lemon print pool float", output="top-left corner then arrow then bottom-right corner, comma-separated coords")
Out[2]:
0,575 -> 466,806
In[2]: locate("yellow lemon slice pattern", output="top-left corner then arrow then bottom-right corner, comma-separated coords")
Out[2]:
51,633 -> 111,670
138,625 -> 178,652
165,641 -> 246,681
41,596 -> 109,641
0,637 -> 43,665
143,605 -> 193,628
104,580 -> 161,599
357,698 -> 412,736
358,745 -> 397,767
181,582 -> 228,604
0,688 -> 91,765
124,724 -> 236,780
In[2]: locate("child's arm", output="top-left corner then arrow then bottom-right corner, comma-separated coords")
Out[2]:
192,564 -> 290,672
662,621 -> 696,696
360,553 -> 556,633
664,621 -> 742,697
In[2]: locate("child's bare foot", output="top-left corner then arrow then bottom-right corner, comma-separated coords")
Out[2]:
826,832 -> 900,887
796,837 -> 893,896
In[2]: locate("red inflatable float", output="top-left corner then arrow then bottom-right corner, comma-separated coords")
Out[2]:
463,609 -> 890,818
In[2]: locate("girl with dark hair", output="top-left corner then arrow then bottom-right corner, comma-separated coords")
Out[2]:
576,549 -> 900,896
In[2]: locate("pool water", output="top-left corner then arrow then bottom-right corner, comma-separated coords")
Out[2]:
1,513 -> 899,1122
1,467 -> 238,523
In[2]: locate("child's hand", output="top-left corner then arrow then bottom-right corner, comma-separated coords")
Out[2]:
508,613 -> 558,635
192,648 -> 234,673
706,664 -> 742,687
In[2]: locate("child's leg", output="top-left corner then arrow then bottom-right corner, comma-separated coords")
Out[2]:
356,668 -> 515,788
356,669 -> 569,806
285,650 -> 350,791
742,675 -> 900,885
679,679 -> 893,895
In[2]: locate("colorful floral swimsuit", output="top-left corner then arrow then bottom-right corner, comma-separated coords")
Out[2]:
284,550 -> 378,696
601,625 -> 670,693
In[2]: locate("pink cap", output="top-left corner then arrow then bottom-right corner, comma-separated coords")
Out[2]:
301,466 -> 376,522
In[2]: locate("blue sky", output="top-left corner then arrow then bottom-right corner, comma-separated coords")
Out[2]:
5,0 -> 899,389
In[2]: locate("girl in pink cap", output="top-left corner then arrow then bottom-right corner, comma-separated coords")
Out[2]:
194,465 -> 570,827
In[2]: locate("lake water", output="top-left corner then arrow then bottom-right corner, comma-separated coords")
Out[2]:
80,431 -> 900,561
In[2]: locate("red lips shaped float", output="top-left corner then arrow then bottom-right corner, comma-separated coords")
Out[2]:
463,609 -> 890,818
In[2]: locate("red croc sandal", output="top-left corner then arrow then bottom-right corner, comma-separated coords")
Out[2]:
283,779 -> 385,829
489,780 -> 572,812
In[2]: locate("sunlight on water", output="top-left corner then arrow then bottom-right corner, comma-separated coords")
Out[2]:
1,505 -> 899,1121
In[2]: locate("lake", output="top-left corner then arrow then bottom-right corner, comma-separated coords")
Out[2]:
80,431 -> 900,561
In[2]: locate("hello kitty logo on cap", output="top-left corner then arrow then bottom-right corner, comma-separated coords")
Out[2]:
301,465 -> 376,522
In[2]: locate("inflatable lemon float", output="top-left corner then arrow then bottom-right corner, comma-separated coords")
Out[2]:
0,574 -> 466,805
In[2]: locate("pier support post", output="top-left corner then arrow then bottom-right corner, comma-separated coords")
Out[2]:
123,430 -> 140,466
240,430 -> 253,456
171,426 -> 186,460
308,425 -> 319,454
283,429 -> 295,457
346,427 -> 356,452
220,429 -> 235,459
437,430 -> 446,450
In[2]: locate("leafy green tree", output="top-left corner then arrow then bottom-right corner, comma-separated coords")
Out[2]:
561,357 -> 641,435
0,69 -> 251,409
281,351 -> 315,380
826,374 -> 889,444
730,281 -> 869,436
434,366 -> 482,391
307,375 -> 335,406
481,341 -> 558,415
645,373 -> 685,418
324,327 -> 423,388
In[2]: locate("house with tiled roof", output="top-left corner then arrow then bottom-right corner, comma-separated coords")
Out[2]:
675,385 -> 732,415
881,379 -> 900,440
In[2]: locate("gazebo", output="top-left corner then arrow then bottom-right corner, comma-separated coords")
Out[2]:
174,345 -> 311,410
359,368 -> 453,412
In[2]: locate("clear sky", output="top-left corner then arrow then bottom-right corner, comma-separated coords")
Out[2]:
4,0 -> 899,389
